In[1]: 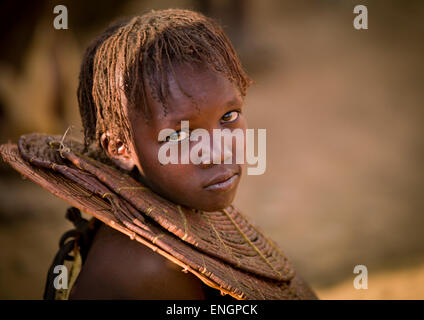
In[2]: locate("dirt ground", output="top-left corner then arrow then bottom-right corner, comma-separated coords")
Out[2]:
1,1 -> 423,299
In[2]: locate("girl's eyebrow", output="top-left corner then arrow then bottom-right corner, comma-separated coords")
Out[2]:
168,108 -> 198,127
226,96 -> 243,108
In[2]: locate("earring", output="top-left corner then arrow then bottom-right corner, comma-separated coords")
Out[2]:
117,144 -> 125,154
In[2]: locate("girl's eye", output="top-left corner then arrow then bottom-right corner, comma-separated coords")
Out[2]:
166,129 -> 189,142
221,111 -> 240,123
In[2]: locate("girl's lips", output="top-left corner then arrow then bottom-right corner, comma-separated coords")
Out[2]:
203,173 -> 239,192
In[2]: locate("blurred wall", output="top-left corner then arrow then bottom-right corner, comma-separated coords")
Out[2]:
0,0 -> 423,299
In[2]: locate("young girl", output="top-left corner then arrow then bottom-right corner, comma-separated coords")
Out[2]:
0,8 -> 317,300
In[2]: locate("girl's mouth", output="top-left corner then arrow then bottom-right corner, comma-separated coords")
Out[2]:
203,173 -> 239,192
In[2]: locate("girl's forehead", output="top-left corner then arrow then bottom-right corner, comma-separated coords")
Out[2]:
130,62 -> 242,135
155,68 -> 241,123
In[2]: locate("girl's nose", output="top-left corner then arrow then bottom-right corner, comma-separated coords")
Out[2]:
198,132 -> 233,168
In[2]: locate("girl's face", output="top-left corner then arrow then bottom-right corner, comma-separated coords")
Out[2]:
129,64 -> 247,212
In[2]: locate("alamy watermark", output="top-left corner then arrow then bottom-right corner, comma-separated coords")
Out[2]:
353,265 -> 368,289
53,265 -> 68,290
53,5 -> 68,30
353,5 -> 368,30
157,121 -> 266,175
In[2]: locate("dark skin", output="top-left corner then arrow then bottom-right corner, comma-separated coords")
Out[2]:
69,64 -> 247,299
119,62 -> 247,212
69,223 -> 209,299
70,63 -> 318,300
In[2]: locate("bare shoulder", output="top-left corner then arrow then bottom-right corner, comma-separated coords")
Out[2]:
69,223 -> 207,299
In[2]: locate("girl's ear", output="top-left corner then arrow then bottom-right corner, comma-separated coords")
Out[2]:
100,132 -> 135,171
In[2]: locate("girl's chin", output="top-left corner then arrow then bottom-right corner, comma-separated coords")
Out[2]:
146,183 -> 236,212
191,196 -> 235,212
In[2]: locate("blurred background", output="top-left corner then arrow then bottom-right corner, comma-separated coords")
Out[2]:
0,0 -> 423,299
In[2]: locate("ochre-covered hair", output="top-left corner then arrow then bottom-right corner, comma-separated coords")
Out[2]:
77,9 -> 252,153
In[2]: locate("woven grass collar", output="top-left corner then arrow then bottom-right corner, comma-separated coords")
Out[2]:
0,133 -> 316,300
